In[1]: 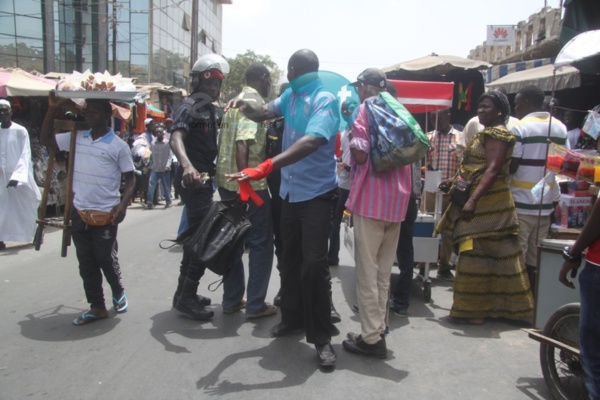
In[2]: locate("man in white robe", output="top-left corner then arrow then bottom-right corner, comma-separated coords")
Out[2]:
0,99 -> 41,249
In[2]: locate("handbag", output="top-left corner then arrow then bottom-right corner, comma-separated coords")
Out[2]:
449,175 -> 473,207
177,198 -> 252,276
366,92 -> 430,172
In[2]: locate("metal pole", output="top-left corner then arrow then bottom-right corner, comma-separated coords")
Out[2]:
112,0 -> 117,74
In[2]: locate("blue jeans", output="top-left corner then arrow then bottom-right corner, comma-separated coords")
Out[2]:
579,262 -> 600,400
147,170 -> 172,205
392,197 -> 418,309
219,188 -> 274,314
328,187 -> 349,265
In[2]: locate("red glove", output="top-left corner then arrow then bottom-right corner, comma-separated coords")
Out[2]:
241,159 -> 273,181
238,180 -> 264,206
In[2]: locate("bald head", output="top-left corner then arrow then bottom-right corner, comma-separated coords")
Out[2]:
287,49 -> 319,81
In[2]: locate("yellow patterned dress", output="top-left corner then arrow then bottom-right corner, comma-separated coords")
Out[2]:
435,127 -> 534,320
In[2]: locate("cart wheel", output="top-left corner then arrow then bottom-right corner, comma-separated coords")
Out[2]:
539,303 -> 588,400
423,281 -> 431,303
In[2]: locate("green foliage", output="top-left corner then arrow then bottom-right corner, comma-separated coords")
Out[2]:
222,50 -> 283,101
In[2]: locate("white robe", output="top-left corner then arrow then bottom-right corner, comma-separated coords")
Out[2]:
0,122 -> 41,242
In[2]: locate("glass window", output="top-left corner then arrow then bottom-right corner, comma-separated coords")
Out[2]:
131,33 -> 148,55
16,38 -> 43,56
0,55 -> 17,67
14,0 -> 41,16
118,8 -> 130,23
0,2 -> 15,13
0,14 -> 16,36
0,34 -> 16,55
15,15 -> 43,39
131,12 -> 148,34
130,0 -> 147,10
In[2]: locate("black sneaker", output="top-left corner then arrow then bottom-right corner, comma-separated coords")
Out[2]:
389,304 -> 408,317
437,268 -> 455,282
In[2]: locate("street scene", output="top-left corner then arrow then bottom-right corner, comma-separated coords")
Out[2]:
2,203 -> 551,400
1,1 -> 600,399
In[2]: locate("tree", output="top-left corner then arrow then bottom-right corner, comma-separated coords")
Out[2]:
222,50 -> 283,101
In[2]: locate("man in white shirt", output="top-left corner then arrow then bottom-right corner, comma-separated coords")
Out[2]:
41,92 -> 136,326
0,99 -> 41,250
510,85 -> 568,288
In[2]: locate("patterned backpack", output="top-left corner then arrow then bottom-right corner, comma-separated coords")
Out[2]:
366,91 -> 430,172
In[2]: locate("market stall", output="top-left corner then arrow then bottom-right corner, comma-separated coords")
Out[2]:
523,29 -> 600,400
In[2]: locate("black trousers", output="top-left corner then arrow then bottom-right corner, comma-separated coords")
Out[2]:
71,211 -> 124,310
179,183 -> 213,281
279,190 -> 335,346
267,178 -> 283,269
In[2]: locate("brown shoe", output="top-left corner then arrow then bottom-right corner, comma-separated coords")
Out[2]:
223,298 -> 247,314
247,303 -> 277,319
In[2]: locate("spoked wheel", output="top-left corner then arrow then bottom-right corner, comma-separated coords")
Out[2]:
540,303 -> 588,400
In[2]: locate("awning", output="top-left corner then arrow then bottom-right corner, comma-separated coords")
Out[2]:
0,68 -> 56,97
383,54 -> 490,76
111,103 -> 132,120
147,104 -> 165,118
389,80 -> 454,114
485,58 -> 556,83
486,63 -> 581,94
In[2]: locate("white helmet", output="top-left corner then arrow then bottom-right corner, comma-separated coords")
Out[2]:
191,54 -> 230,77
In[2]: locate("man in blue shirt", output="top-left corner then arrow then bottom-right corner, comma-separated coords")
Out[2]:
227,49 -> 340,368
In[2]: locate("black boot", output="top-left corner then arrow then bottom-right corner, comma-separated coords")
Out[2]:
173,276 -> 211,308
330,291 -> 341,324
174,278 -> 214,320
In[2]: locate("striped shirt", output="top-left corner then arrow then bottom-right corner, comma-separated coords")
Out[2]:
345,103 -> 411,223
510,112 -> 567,216
215,86 -> 268,191
425,127 -> 460,180
56,129 -> 134,212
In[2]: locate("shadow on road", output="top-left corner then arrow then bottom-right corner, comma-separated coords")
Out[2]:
195,338 -> 408,395
18,305 -> 121,341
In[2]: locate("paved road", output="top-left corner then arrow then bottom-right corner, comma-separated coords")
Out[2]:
1,202 -> 553,400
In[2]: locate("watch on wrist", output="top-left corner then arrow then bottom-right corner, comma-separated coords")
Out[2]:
563,246 -> 582,262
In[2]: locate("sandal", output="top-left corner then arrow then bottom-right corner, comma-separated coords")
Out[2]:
112,293 -> 128,313
72,309 -> 108,326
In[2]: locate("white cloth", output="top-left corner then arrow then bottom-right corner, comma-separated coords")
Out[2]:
0,122 -> 41,242
338,128 -> 352,190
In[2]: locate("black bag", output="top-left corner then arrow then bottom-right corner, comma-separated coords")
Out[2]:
178,198 -> 251,276
449,175 -> 473,207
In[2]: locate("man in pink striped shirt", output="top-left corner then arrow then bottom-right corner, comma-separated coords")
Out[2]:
343,68 -> 411,359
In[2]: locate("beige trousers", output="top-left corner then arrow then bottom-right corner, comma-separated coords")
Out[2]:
517,213 -> 551,266
353,214 -> 401,344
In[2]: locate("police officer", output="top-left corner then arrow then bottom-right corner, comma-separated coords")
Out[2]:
170,54 -> 229,320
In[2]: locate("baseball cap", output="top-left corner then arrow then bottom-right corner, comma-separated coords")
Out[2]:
354,68 -> 387,89
144,118 -> 153,126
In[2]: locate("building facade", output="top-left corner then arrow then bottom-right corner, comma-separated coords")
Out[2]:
0,0 -> 229,87
468,7 -> 562,65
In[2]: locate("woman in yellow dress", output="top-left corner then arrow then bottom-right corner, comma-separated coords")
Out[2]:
435,91 -> 534,325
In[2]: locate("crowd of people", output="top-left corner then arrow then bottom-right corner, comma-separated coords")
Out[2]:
1,49 -> 599,393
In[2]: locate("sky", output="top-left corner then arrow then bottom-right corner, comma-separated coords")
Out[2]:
222,0 -> 564,83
